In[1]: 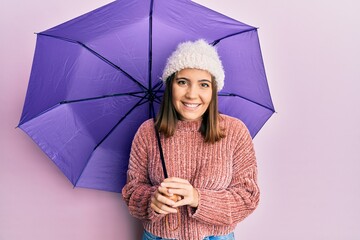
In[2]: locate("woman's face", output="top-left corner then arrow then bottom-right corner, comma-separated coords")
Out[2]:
172,68 -> 213,121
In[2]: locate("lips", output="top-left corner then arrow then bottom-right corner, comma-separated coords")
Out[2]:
182,102 -> 201,109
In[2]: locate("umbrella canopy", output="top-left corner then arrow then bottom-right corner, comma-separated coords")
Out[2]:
18,0 -> 275,192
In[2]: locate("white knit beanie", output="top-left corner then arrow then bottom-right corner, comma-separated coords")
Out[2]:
162,39 -> 225,91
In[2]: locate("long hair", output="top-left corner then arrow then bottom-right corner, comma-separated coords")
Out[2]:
155,73 -> 225,143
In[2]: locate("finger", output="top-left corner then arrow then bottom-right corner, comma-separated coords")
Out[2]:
158,186 -> 173,197
167,188 -> 188,197
161,182 -> 193,199
171,199 -> 189,208
151,201 -> 166,214
151,202 -> 175,214
154,203 -> 178,214
154,191 -> 177,206
151,197 -> 178,214
161,181 -> 190,190
166,194 -> 181,202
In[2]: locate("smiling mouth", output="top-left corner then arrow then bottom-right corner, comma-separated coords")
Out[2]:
182,102 -> 201,109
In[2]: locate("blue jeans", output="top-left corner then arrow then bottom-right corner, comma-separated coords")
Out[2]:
142,230 -> 235,240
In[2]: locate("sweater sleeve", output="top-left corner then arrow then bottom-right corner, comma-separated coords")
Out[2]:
121,123 -> 165,222
188,124 -> 260,226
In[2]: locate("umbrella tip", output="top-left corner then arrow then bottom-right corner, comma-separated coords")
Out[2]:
212,39 -> 220,46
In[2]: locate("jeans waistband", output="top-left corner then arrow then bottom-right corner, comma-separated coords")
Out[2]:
142,230 -> 235,240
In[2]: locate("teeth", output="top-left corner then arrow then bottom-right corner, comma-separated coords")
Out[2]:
184,103 -> 199,108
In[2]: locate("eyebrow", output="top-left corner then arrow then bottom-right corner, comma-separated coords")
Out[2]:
198,79 -> 212,83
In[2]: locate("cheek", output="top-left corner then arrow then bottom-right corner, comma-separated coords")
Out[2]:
172,86 -> 185,103
203,92 -> 213,105
171,90 -> 180,104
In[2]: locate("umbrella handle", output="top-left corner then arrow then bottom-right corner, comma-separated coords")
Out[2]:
165,194 -> 181,231
155,123 -> 180,230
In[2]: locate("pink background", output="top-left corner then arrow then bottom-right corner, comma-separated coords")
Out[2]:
1,0 -> 359,239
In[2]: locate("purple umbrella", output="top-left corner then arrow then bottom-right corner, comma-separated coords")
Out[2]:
18,0 -> 275,192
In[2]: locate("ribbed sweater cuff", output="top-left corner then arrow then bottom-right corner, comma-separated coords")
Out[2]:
187,188 -> 231,225
147,186 -> 166,222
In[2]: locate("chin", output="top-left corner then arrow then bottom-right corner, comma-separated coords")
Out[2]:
181,115 -> 202,121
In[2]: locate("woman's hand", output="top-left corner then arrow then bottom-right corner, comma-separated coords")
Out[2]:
151,185 -> 179,215
161,177 -> 199,208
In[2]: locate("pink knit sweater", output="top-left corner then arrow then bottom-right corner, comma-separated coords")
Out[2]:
122,114 -> 259,240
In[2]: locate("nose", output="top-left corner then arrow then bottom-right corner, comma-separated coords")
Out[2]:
185,85 -> 198,99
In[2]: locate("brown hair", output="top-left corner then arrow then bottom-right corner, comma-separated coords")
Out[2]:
155,73 -> 225,143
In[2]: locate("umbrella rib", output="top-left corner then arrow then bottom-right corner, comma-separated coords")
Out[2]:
37,33 -> 148,91
147,0 -> 155,118
211,28 -> 257,45
151,82 -> 164,103
59,91 -> 148,104
148,0 -> 154,89
152,80 -> 163,91
17,91 -> 148,127
219,92 -> 275,113
93,92 -> 150,150
18,103 -> 61,127
74,94 -> 150,187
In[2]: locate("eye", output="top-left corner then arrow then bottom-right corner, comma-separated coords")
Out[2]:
200,82 -> 210,88
176,80 -> 187,86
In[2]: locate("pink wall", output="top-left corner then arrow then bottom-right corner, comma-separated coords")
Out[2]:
1,0 -> 359,239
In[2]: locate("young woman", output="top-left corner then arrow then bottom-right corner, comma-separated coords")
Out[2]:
122,39 -> 260,240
